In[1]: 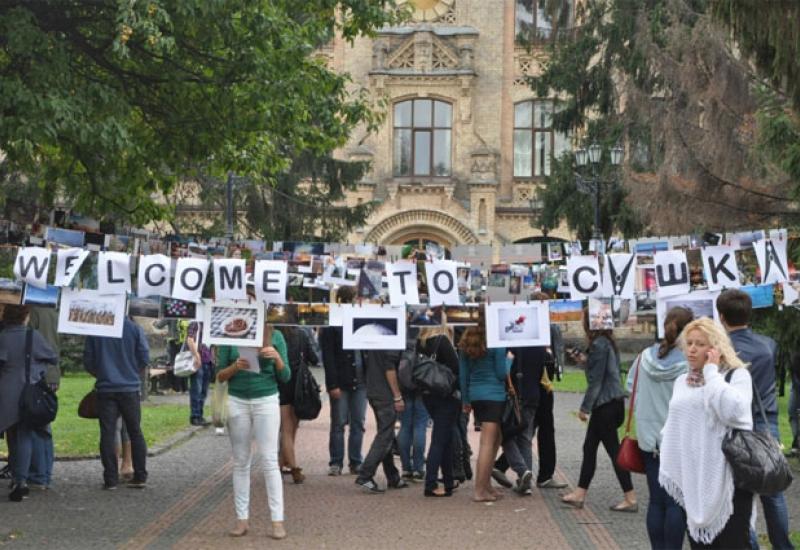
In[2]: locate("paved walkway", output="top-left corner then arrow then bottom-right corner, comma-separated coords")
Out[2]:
2,380 -> 798,549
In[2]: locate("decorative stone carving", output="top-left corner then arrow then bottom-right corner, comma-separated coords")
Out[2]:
469,147 -> 499,183
371,26 -> 478,76
366,208 -> 479,245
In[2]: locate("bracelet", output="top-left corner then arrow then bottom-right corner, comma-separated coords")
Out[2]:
393,396 -> 403,402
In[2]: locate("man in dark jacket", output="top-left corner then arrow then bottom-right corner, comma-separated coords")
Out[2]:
320,287 -> 367,476
354,349 -> 408,493
717,289 -> 792,550
84,316 -> 150,490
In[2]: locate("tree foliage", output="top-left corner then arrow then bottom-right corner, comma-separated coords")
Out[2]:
0,1 -> 403,225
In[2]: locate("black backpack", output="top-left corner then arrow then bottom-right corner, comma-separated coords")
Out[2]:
293,362 -> 322,420
18,329 -> 58,428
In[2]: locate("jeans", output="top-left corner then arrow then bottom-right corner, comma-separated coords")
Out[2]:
98,391 -> 147,486
29,427 -> 53,486
535,389 -> 557,483
358,400 -> 399,483
643,451 -> 686,550
578,399 -> 632,492
227,394 -> 283,521
10,424 -> 35,485
503,403 -> 537,477
329,385 -> 367,469
189,362 -> 213,421
398,394 -> 429,474
423,396 -> 460,491
789,378 -> 800,449
749,416 -> 793,550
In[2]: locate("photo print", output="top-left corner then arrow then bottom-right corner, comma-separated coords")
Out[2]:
203,300 -> 265,347
357,260 -> 385,300
740,284 -> 774,309
296,303 -> 330,326
588,297 -> 614,331
128,296 -> 160,318
58,288 -> 127,338
656,289 -> 720,338
508,275 -> 522,295
408,305 -> 443,327
22,284 -> 60,308
0,278 -> 23,305
342,305 -> 406,350
267,303 -> 299,325
549,299 -> 583,323
457,266 -> 471,292
441,304 -> 480,326
45,227 -> 85,248
159,297 -> 198,320
470,268 -> 486,291
106,234 -> 134,253
631,238 -> 671,257
485,301 -> 551,348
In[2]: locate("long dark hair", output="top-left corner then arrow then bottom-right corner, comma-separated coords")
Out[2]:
458,308 -> 487,359
582,306 -> 618,355
658,306 -> 693,358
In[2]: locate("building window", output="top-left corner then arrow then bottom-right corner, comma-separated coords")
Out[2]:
513,100 -> 570,178
393,99 -> 452,177
515,0 -> 573,44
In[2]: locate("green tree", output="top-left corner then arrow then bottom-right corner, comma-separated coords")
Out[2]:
0,1 -> 404,225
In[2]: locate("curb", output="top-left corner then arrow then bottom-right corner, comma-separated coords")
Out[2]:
0,425 -> 205,463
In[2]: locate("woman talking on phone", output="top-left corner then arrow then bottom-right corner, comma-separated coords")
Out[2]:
216,322 -> 290,540
560,308 -> 637,512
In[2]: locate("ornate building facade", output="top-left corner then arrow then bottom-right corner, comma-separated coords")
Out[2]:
328,0 -> 576,250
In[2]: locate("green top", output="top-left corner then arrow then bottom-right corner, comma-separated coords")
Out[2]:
216,329 -> 291,400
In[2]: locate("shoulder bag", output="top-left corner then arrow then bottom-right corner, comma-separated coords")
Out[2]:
78,390 -> 98,419
173,335 -> 197,378
293,362 -> 323,420
721,370 -> 793,495
616,354 -> 646,474
412,336 -> 457,398
19,328 -> 58,428
501,372 -> 527,441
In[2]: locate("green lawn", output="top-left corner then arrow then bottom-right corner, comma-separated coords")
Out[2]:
555,366 -> 797,450
1,373 -> 192,457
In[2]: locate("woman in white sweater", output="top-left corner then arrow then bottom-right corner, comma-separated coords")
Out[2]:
659,318 -> 753,549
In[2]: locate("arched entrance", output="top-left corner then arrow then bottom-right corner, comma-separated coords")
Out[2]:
365,209 -> 479,247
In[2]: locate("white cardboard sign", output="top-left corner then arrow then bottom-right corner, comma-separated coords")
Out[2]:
654,250 -> 690,298
701,246 -> 740,291
97,252 -> 131,295
213,258 -> 247,301
567,255 -> 603,299
172,257 -> 210,303
54,248 -> 90,287
425,260 -> 461,306
254,260 -> 287,305
387,261 -> 420,306
14,247 -> 50,289
137,254 -> 172,297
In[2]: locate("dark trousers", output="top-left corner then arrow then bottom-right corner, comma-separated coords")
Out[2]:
422,396 -> 460,492
535,389 -> 557,483
358,400 -> 399,483
644,451 -> 686,550
688,487 -> 753,549
98,392 -> 147,486
578,399 -> 632,492
189,362 -> 213,421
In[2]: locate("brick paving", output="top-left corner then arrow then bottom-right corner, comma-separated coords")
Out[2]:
2,372 -> 798,549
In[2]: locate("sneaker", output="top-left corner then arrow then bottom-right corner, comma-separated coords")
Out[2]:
388,478 -> 409,489
514,471 -> 532,495
412,471 -> 425,482
349,465 -> 361,476
215,427 -> 225,436
355,477 -> 385,493
28,483 -> 49,491
402,471 -> 414,481
8,482 -> 29,502
328,465 -> 343,476
491,468 -> 513,488
102,483 -> 118,491
536,478 -> 568,489
126,479 -> 146,489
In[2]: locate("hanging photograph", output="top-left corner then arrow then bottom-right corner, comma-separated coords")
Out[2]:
341,305 -> 406,350
0,278 -> 23,305
128,296 -> 160,318
203,300 -> 264,348
296,303 -> 329,326
656,290 -> 720,338
549,299 -> 583,323
45,227 -> 85,248
408,305 -> 443,327
485,301 -> 551,349
588,297 -> 614,331
22,284 -> 60,308
159,296 -> 197,320
441,304 -> 481,326
58,288 -> 127,338
267,303 -> 299,325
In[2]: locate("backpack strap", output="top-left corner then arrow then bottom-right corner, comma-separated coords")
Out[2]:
24,327 -> 33,383
724,368 -> 768,428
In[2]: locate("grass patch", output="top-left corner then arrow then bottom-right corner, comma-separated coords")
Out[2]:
1,373 -> 192,457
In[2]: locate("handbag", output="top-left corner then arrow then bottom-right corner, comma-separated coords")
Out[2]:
78,390 -> 99,419
293,362 -> 322,420
721,370 -> 793,495
18,328 -> 58,428
172,337 -> 196,378
411,336 -> 456,397
616,354 -> 646,474
501,373 -> 527,441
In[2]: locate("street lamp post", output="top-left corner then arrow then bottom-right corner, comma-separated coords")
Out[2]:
225,173 -> 248,240
574,143 -> 623,241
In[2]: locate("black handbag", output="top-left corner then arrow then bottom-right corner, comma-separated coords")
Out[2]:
501,373 -> 527,441
293,362 -> 322,420
721,370 -> 792,495
412,335 -> 457,397
18,328 -> 58,428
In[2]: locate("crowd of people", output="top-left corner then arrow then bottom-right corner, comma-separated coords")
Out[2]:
1,287 -> 797,549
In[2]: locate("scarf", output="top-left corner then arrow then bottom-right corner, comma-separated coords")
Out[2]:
685,368 -> 704,387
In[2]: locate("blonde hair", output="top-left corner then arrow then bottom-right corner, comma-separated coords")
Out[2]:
418,325 -> 453,344
678,317 -> 747,370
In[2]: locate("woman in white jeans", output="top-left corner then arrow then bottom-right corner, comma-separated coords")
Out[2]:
216,324 -> 291,539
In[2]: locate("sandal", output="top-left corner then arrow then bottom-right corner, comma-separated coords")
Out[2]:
424,488 -> 452,497
561,496 -> 585,509
472,495 -> 497,503
610,501 -> 638,513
